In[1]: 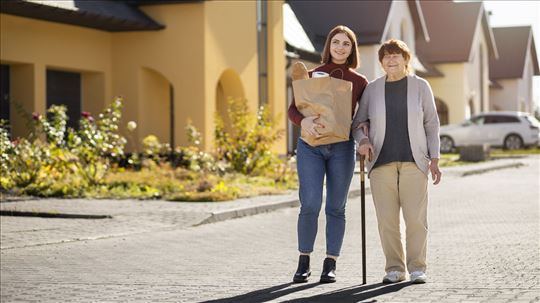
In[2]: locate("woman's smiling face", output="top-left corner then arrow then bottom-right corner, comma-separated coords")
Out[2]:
330,33 -> 352,64
381,52 -> 406,75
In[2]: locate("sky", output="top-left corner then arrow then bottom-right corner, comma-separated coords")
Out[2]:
481,0 -> 540,110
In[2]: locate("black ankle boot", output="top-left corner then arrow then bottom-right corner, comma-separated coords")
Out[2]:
320,258 -> 336,283
293,255 -> 311,283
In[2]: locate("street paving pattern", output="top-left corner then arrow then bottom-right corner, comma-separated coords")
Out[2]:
1,157 -> 539,302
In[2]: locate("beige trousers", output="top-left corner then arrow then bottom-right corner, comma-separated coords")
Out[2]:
370,162 -> 428,273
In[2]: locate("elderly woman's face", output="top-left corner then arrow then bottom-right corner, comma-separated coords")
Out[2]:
381,52 -> 407,75
330,33 -> 352,64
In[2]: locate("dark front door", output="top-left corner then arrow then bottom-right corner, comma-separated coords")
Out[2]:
0,64 -> 10,135
46,69 -> 81,129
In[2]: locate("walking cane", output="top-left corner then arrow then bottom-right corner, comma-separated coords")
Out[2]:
359,153 -> 367,285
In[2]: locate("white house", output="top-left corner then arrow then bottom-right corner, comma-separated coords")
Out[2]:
416,1 -> 499,125
284,0 -> 429,152
489,26 -> 539,114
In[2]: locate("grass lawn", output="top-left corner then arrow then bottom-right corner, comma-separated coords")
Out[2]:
490,147 -> 540,157
439,147 -> 539,167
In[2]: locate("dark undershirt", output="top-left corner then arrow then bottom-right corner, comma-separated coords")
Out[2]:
374,77 -> 414,169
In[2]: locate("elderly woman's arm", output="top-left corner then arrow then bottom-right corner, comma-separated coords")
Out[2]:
352,87 -> 370,144
422,81 -> 440,159
352,87 -> 374,159
421,80 -> 442,184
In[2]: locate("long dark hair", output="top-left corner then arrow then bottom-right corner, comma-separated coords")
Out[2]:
321,25 -> 360,68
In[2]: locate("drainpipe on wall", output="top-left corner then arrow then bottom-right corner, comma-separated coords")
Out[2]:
256,0 -> 268,106
170,84 -> 175,148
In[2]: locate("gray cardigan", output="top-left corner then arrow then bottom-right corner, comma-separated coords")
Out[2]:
352,74 -> 440,176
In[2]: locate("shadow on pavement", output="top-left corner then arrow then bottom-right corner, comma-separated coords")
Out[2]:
281,282 -> 413,302
198,281 -> 412,303
198,282 -> 320,303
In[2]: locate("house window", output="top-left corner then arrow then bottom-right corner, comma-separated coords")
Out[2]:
46,69 -> 81,129
0,64 -> 10,135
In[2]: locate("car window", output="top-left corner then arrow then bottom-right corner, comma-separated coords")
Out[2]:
483,116 -> 497,124
495,115 -> 520,123
470,116 -> 485,125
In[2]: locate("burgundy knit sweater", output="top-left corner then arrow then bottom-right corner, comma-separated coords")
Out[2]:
288,62 -> 368,126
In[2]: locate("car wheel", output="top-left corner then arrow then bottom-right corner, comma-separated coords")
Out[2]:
503,134 -> 523,150
440,136 -> 455,153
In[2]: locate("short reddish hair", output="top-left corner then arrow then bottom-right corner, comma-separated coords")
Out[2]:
321,25 -> 360,69
378,39 -> 412,73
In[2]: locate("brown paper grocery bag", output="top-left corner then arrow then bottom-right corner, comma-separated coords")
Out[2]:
292,76 -> 353,146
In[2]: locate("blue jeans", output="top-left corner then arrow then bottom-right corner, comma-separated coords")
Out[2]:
296,137 -> 356,257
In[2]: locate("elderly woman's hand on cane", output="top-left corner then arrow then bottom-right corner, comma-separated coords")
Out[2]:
358,140 -> 374,162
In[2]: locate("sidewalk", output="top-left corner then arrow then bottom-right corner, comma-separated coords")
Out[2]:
1,155 -> 537,302
0,156 -> 528,250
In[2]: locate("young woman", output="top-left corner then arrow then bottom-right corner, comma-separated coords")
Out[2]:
353,39 -> 442,284
288,25 -> 368,283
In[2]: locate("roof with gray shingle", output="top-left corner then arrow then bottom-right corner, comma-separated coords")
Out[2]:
489,26 -> 540,79
287,0 -> 429,51
0,0 -> 165,31
416,1 -> 498,64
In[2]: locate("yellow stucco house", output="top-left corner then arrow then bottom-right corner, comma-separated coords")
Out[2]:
0,0 -> 287,153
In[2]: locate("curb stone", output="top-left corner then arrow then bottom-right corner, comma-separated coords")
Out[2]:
459,162 -> 524,177
0,210 -> 112,219
0,160 -> 526,223
194,159 -> 527,226
195,187 -> 370,226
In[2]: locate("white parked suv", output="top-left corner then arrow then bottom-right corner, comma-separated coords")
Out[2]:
439,111 -> 540,153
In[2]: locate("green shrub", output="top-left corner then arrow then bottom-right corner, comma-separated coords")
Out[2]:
0,96 -> 297,201
1,98 -> 127,193
171,122 -> 229,174
214,98 -> 285,175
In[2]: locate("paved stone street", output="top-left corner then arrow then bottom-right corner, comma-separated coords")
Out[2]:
1,156 -> 539,302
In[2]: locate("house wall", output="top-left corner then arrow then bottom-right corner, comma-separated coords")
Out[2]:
465,19 -> 490,116
490,79 -> 519,111
202,1 -> 258,150
267,0 -> 287,153
1,1 -> 287,153
0,13 -> 112,138
489,47 -> 535,113
384,0 -> 416,55
425,64 -> 467,124
114,3 -> 205,150
357,0 -> 418,82
357,45 -> 382,81
521,49 -> 534,113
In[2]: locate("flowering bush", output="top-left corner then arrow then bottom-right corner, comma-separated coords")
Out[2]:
0,97 -> 297,201
1,98 -> 127,194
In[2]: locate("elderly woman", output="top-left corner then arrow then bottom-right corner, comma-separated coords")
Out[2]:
352,39 -> 442,284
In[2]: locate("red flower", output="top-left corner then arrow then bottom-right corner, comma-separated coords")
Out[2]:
32,112 -> 40,120
81,111 -> 92,118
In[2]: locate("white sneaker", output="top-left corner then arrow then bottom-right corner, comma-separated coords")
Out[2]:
410,271 -> 427,284
382,271 -> 406,283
